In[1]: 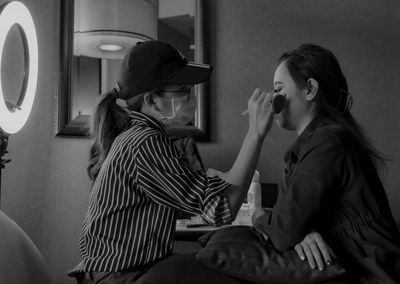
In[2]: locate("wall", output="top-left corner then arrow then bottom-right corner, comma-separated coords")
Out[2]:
197,0 -> 400,219
0,1 -> 399,284
1,0 -> 92,283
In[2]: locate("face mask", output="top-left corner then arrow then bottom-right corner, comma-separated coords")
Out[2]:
155,94 -> 197,127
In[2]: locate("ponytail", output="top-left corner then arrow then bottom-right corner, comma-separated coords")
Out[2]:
324,108 -> 387,174
87,89 -> 132,181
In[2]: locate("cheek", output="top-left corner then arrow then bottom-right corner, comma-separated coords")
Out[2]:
288,95 -> 304,116
155,99 -> 174,117
276,92 -> 303,129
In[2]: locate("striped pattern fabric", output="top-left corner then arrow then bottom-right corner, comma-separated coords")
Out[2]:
68,112 -> 232,276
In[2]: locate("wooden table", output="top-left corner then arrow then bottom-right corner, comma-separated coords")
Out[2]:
174,225 -> 221,241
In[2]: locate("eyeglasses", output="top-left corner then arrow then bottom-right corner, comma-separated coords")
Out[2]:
153,87 -> 195,102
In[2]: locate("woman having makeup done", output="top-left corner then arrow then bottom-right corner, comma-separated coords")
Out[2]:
252,43 -> 400,283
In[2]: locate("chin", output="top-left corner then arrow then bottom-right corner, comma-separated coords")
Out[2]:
275,116 -> 287,129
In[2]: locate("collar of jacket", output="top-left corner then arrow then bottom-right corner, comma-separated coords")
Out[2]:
129,111 -> 166,136
284,114 -> 329,164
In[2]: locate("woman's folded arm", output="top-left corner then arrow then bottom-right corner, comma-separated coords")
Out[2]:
254,129 -> 346,251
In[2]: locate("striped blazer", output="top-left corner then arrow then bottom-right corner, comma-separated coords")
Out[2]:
68,111 -> 232,276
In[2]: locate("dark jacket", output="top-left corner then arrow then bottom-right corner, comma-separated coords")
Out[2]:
254,115 -> 400,283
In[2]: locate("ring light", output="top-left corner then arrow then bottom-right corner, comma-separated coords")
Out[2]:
0,1 -> 38,134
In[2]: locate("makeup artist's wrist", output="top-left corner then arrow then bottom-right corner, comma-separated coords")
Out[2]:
246,129 -> 265,142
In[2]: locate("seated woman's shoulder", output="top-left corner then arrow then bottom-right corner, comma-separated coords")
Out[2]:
310,120 -> 352,147
116,126 -> 161,148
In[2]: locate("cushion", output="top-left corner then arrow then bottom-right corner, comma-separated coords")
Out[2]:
196,226 -> 346,284
135,253 -> 242,284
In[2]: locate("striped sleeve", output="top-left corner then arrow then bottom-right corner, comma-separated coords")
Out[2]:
136,134 -> 232,226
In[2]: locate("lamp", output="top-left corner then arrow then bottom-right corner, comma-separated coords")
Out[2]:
74,0 -> 158,59
0,1 -> 38,205
0,1 -> 38,134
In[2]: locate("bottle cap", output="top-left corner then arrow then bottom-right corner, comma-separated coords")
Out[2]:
252,170 -> 260,182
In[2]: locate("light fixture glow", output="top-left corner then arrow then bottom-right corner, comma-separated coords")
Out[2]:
97,43 -> 124,52
74,0 -> 157,59
0,1 -> 38,134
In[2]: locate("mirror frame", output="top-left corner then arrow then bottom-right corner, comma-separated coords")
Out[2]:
56,0 -> 211,140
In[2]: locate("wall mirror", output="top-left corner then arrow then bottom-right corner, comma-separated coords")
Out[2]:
57,0 -> 211,139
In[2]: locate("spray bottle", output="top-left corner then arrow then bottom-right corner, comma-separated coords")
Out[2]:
247,170 -> 261,209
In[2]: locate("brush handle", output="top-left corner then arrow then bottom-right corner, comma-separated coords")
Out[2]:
241,94 -> 286,116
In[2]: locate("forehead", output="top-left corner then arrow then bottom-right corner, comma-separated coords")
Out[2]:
160,83 -> 191,99
273,61 -> 291,84
164,83 -> 181,89
164,83 -> 188,90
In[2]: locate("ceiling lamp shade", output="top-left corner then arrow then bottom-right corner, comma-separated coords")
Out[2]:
74,0 -> 158,59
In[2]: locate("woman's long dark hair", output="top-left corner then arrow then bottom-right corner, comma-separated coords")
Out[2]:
87,89 -> 143,181
279,43 -> 386,172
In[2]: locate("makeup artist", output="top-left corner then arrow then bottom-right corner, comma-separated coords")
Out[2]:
67,40 -> 277,283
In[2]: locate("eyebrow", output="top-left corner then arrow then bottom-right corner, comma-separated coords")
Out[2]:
180,84 -> 192,90
274,81 -> 284,86
177,85 -> 188,90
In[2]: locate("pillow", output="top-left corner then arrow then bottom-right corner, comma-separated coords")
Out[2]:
135,253 -> 242,284
196,226 -> 346,284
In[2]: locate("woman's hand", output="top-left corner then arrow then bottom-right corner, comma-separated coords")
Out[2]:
251,208 -> 267,225
206,168 -> 227,180
247,88 -> 275,138
295,230 -> 336,270
251,208 -> 269,244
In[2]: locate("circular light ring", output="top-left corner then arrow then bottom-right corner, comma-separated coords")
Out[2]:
0,2 -> 38,134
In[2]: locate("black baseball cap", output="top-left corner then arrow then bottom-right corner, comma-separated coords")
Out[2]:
117,40 -> 213,100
